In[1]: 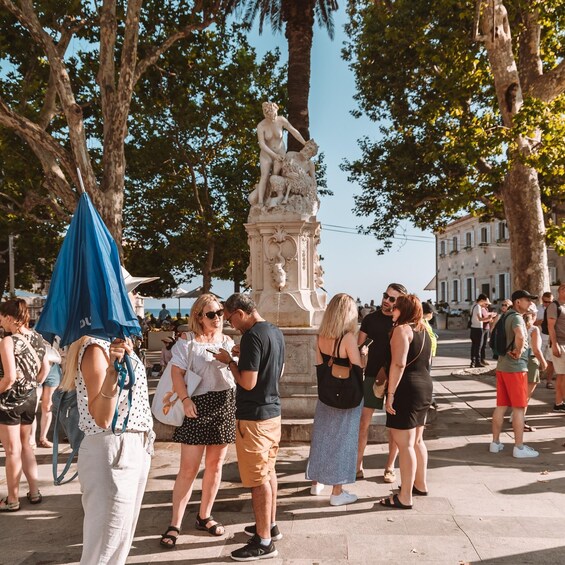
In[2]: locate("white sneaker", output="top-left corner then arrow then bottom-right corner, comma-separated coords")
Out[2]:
310,482 -> 325,495
329,490 -> 358,506
489,441 -> 504,453
513,445 -> 539,458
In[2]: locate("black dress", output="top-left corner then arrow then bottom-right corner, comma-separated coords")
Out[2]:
386,328 -> 432,430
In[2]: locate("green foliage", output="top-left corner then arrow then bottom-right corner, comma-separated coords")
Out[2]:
342,0 -> 565,250
124,25 -> 286,294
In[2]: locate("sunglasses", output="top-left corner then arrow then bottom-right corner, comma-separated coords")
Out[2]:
382,292 -> 397,303
203,309 -> 224,320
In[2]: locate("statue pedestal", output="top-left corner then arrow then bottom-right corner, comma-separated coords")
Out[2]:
245,209 -> 326,328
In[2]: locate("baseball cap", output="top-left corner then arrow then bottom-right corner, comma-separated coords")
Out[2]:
511,290 -> 538,302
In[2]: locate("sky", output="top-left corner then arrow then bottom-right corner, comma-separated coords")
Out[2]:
145,7 -> 436,313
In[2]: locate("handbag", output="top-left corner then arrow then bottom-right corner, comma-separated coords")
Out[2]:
316,335 -> 363,409
52,389 -> 85,485
151,333 -> 202,426
373,329 -> 428,399
0,333 -> 42,411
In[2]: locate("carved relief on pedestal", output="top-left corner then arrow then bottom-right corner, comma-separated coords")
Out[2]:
264,226 -> 297,292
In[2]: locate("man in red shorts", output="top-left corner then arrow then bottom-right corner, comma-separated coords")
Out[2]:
490,290 -> 539,458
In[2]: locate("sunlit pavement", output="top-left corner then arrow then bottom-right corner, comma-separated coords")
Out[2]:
2,329 -> 565,564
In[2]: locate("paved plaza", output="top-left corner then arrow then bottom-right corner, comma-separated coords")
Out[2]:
1,329 -> 565,564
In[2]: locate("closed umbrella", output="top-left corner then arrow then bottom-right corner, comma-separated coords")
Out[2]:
36,192 -> 140,434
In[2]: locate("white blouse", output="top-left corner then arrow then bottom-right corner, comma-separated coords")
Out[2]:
170,333 -> 235,396
76,337 -> 153,436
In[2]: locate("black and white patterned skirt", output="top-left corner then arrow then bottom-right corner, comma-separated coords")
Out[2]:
173,388 -> 236,445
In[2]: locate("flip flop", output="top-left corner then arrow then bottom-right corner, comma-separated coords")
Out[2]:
379,493 -> 412,510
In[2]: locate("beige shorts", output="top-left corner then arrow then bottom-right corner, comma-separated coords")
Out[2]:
552,345 -> 565,374
236,416 -> 281,488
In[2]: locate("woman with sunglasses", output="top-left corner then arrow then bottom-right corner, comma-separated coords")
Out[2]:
160,294 -> 236,548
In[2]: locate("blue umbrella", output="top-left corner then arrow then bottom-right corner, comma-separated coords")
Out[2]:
36,191 -> 140,434
36,193 -> 140,346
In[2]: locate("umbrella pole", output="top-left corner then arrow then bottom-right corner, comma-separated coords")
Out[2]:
178,297 -> 180,315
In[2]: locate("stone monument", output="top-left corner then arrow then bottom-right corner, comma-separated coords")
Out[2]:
244,102 -> 327,438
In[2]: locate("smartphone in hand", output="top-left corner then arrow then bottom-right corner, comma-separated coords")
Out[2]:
206,348 -> 218,355
359,338 -> 373,349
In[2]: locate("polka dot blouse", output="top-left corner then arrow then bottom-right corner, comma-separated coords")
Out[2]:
76,337 -> 153,436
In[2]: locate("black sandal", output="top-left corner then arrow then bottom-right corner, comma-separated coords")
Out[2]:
27,491 -> 43,504
399,485 -> 428,496
160,525 -> 180,549
379,493 -> 412,510
195,514 -> 225,536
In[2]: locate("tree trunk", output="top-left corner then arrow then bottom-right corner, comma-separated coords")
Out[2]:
480,0 -> 549,295
202,239 -> 215,293
284,0 -> 315,151
502,161 -> 549,296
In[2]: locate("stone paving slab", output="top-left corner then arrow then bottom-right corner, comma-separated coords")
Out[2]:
2,329 -> 565,564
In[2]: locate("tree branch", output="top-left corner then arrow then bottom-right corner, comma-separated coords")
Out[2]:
530,59 -> 565,102
98,0 -> 117,128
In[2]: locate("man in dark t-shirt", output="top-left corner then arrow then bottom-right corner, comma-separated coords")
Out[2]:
217,294 -> 285,561
357,283 -> 407,484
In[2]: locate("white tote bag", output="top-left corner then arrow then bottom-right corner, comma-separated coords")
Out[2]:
151,336 -> 202,426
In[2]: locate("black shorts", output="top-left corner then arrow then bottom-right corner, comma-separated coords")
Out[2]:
0,389 -> 38,426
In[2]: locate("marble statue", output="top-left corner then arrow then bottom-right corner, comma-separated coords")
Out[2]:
267,139 -> 319,212
249,101 -> 307,207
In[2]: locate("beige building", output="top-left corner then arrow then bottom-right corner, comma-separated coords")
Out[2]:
435,215 -> 561,309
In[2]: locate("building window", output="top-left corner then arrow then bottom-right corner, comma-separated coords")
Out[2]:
465,232 -> 473,249
465,278 -> 474,301
439,240 -> 446,256
497,221 -> 508,242
479,226 -> 489,245
549,266 -> 557,285
452,279 -> 459,302
497,273 -> 510,300
440,281 -> 447,303
450,236 -> 459,254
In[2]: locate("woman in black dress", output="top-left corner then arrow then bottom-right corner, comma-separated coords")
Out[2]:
380,294 -> 432,510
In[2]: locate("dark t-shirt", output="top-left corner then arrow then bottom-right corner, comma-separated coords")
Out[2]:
236,321 -> 285,421
360,309 -> 394,379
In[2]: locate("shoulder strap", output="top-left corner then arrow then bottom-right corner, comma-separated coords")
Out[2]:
333,334 -> 345,358
406,329 -> 427,368
52,391 -> 79,485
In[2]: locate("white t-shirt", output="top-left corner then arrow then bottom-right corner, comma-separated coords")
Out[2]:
470,303 -> 483,329
170,333 -> 235,396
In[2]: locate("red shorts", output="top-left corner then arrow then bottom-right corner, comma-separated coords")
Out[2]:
496,371 -> 528,408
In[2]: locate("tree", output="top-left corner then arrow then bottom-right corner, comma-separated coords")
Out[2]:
343,0 -> 565,295
0,129 -> 64,295
0,0 -> 237,248
124,26 -> 286,294
242,0 -> 338,150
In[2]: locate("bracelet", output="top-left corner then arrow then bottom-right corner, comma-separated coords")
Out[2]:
100,389 -> 118,399
228,359 -> 237,370
181,396 -> 190,403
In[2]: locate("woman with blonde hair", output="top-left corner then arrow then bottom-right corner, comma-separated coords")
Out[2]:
381,294 -> 432,510
62,333 -> 153,564
0,299 -> 49,511
306,293 -> 363,506
160,293 -> 236,548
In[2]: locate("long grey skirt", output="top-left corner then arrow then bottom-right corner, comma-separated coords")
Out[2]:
306,399 -> 362,485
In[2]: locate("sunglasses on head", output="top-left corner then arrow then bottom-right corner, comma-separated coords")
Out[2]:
382,292 -> 397,303
203,309 -> 224,319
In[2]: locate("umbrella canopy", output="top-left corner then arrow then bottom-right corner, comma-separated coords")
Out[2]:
173,286 -> 223,300
36,193 -> 141,347
121,267 -> 159,293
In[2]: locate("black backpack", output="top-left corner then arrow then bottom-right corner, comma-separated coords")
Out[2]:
489,311 -> 519,357
541,300 -> 561,335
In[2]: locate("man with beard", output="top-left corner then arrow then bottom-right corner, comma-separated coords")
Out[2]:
356,283 -> 408,483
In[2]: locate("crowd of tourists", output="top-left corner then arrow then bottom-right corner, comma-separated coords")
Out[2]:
0,280 -> 555,562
